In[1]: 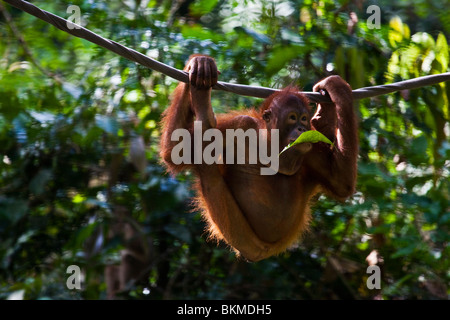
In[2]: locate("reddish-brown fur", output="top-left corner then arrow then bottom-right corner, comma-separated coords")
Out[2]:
160,55 -> 358,261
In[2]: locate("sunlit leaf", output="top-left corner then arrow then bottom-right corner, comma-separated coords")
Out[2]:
180,24 -> 222,41
412,32 -> 435,49
435,33 -> 449,73
389,16 -> 410,47
279,130 -> 333,155
7,61 -> 31,72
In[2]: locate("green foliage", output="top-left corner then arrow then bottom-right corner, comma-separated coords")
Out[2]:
0,0 -> 448,300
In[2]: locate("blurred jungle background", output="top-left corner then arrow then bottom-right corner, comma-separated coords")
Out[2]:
0,0 -> 448,300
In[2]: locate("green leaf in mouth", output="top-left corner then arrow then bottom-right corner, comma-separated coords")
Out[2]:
279,130 -> 334,155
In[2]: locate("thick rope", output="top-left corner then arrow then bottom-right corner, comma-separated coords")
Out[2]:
3,0 -> 450,104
